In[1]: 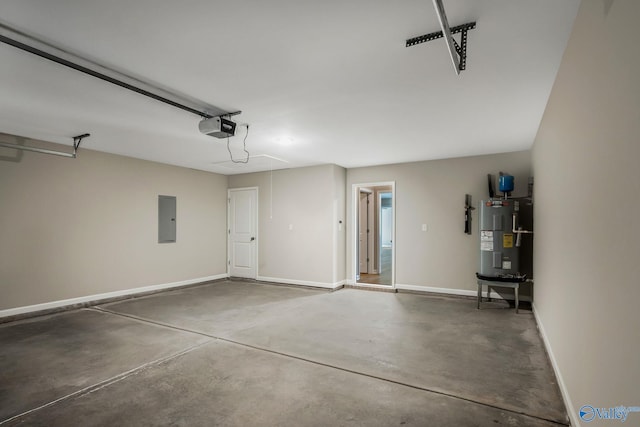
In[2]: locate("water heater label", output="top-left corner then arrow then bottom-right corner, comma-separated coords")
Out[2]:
503,234 -> 514,248
481,231 -> 494,251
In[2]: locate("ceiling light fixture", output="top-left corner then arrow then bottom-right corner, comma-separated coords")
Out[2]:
275,136 -> 295,146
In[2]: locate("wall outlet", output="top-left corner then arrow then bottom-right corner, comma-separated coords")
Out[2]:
422,224 -> 428,232
288,224 -> 294,231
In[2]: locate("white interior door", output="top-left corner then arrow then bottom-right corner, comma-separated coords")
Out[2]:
228,188 -> 257,279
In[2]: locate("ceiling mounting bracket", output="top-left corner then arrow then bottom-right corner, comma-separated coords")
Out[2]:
0,132 -> 90,158
220,111 -> 242,118
72,133 -> 90,155
406,21 -> 476,73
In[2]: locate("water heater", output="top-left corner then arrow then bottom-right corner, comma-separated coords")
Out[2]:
479,199 -> 532,278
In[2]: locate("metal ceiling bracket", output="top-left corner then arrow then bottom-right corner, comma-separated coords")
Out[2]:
406,21 -> 476,73
72,133 -> 90,156
221,111 -> 243,118
0,133 -> 90,158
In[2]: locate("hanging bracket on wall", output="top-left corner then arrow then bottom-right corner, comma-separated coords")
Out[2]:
464,194 -> 475,235
406,0 -> 476,75
0,133 -> 90,158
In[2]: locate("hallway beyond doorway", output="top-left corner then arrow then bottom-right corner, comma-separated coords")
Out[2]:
354,182 -> 395,287
358,247 -> 392,285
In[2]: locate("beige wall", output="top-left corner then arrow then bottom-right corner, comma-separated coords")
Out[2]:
0,134 -> 228,311
333,164 -> 347,284
228,164 -> 346,286
347,151 -> 532,292
532,1 -> 640,425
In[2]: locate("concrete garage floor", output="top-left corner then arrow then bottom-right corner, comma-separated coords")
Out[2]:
0,280 -> 567,426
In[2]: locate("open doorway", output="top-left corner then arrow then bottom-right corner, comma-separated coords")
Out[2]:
354,183 -> 395,287
378,191 -> 393,285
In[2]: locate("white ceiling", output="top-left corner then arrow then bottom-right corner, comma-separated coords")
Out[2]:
0,0 -> 580,175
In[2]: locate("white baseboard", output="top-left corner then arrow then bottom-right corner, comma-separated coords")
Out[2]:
395,283 -> 532,302
344,279 -> 394,289
257,276 -> 344,290
0,273 -> 229,319
345,283 -> 395,291
532,303 -> 578,427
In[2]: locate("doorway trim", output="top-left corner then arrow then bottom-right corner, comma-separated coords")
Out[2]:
227,187 -> 259,279
352,181 -> 396,288
358,188 -> 375,275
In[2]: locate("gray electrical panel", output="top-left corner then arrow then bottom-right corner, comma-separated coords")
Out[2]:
479,199 -> 532,278
158,195 -> 176,243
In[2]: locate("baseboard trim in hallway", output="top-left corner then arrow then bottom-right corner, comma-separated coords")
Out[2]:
345,283 -> 397,293
82,305 -> 569,427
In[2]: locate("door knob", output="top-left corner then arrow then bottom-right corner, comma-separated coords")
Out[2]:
251,237 -> 255,241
